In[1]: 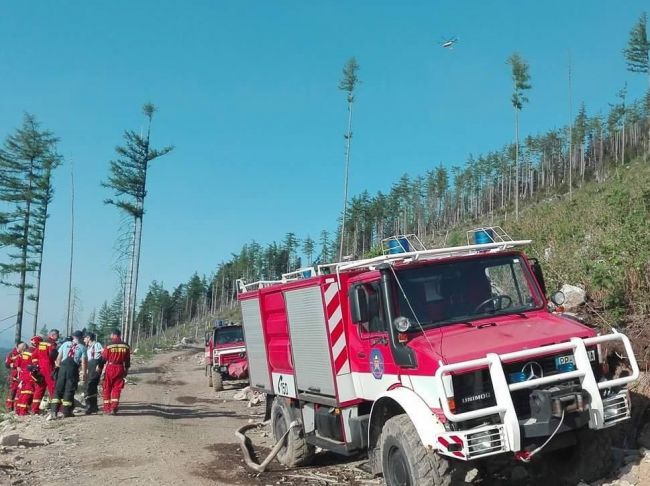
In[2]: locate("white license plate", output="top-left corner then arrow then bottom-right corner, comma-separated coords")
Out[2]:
555,350 -> 595,367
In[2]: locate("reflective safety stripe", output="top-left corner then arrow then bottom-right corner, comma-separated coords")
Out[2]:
33,399 -> 41,403
107,344 -> 129,350
20,390 -> 34,395
15,403 -> 28,408
50,398 -> 60,404
110,398 -> 119,402
61,400 -> 72,406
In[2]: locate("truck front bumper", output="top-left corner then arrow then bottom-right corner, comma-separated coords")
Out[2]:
432,332 -> 638,461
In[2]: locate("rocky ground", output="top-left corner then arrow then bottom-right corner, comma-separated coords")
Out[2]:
0,347 -> 648,485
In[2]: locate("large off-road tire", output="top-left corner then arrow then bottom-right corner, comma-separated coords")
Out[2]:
270,397 -> 315,467
543,427 -> 614,485
207,366 -> 213,388
213,372 -> 223,392
380,415 -> 468,486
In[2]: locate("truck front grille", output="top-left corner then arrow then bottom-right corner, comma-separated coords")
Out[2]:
218,352 -> 245,365
502,349 -> 599,418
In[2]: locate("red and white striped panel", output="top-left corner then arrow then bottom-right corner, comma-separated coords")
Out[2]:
324,281 -> 350,375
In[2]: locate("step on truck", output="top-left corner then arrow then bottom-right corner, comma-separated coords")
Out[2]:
204,320 -> 248,391
237,228 -> 639,485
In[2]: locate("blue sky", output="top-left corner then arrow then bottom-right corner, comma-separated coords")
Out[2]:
0,1 -> 648,345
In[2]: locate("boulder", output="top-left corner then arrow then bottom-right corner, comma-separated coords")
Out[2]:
560,284 -> 586,310
247,392 -> 263,407
233,386 -> 251,401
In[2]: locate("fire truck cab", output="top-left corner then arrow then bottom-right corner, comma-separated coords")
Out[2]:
205,320 -> 248,391
237,229 -> 639,485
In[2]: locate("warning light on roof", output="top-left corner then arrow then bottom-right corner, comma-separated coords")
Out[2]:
473,229 -> 494,245
387,237 -> 410,254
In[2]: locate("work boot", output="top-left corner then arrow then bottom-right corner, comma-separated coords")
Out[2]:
85,398 -> 98,415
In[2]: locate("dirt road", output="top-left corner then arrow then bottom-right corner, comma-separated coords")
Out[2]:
0,347 -> 374,486
1,347 -> 648,486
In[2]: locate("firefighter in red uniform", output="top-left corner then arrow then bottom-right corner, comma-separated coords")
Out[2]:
14,340 -> 42,416
30,335 -> 51,414
33,329 -> 60,401
99,329 -> 130,415
4,342 -> 26,411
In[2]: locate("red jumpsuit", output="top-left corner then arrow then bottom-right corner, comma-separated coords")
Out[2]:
14,349 -> 40,416
4,348 -> 21,411
32,338 -> 57,413
101,340 -> 130,413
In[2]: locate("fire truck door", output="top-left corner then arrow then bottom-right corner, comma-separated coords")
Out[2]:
352,282 -> 401,397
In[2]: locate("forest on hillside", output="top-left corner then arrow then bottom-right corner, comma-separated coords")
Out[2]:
112,13 -> 650,349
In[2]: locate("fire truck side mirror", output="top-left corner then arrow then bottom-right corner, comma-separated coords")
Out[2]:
529,257 -> 547,296
550,291 -> 565,306
349,285 -> 369,323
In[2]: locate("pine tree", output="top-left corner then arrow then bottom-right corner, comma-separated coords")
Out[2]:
319,230 -> 331,263
185,273 -> 206,320
302,235 -> 315,266
624,12 -> 650,83
103,103 -> 173,344
624,12 -> 649,161
573,103 -> 589,183
97,295 -> 123,343
507,53 -> 532,220
338,57 -> 360,260
97,301 -> 112,343
283,232 -> 298,271
0,114 -> 61,343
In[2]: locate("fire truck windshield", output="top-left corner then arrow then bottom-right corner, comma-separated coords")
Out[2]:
215,326 -> 244,344
394,254 -> 544,329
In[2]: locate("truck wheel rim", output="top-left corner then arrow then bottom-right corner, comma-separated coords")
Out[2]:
386,445 -> 410,486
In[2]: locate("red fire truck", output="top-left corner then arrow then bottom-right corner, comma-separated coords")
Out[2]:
204,320 -> 248,391
237,229 -> 639,485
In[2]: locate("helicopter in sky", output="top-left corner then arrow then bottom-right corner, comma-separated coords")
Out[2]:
440,36 -> 459,49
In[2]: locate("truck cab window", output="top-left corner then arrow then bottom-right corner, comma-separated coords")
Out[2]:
395,255 -> 543,327
359,282 -> 386,334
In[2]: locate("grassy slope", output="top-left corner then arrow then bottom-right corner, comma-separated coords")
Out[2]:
510,160 -> 650,321
445,159 -> 650,364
